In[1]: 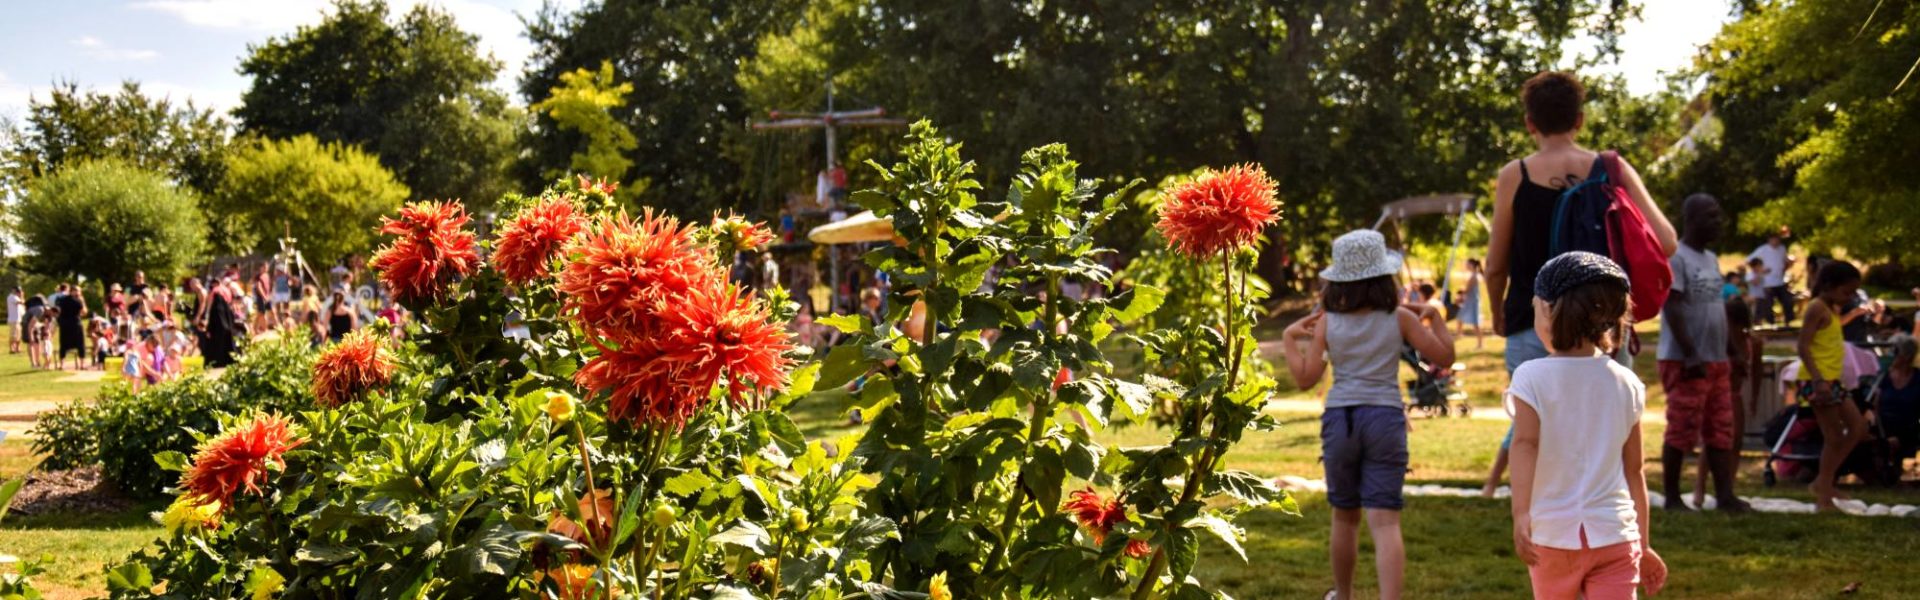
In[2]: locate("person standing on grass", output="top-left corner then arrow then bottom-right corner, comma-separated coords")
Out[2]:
1748,232 -> 1794,326
1508,252 -> 1666,600
1282,230 -> 1454,600
1657,194 -> 1750,513
1796,260 -> 1869,512
23,294 -> 46,369
1482,71 -> 1680,497
54,285 -> 87,370
1458,258 -> 1486,349
7,286 -> 22,354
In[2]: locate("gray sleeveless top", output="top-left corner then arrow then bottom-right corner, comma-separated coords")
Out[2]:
1324,310 -> 1404,408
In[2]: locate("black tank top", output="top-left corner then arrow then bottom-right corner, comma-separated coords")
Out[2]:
1502,159 -> 1587,336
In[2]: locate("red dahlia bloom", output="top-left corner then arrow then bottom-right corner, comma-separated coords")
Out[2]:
311,329 -> 396,408
370,201 -> 479,305
1062,487 -> 1127,544
1125,539 -> 1154,559
180,415 -> 302,505
494,197 -> 588,285
555,211 -> 717,341
1155,164 -> 1281,257
574,283 -> 792,428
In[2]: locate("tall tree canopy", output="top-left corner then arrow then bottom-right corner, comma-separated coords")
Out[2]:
1667,0 -> 1920,265
13,160 -> 208,286
520,0 -> 806,214
236,0 -> 515,208
0,82 -> 229,199
528,61 -> 638,185
737,0 -> 1636,281
212,136 -> 409,264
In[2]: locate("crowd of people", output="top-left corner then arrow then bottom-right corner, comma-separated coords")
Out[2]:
4,256 -> 413,392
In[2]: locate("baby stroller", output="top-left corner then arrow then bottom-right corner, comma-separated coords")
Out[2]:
1762,342 -> 1901,486
1402,344 -> 1470,418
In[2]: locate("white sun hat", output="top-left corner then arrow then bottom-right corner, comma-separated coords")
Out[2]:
1319,229 -> 1403,283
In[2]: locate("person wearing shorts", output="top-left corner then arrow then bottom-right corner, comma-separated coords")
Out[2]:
1656,194 -> 1747,512
1282,230 -> 1455,600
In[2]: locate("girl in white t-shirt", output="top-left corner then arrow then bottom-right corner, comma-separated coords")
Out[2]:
1507,252 -> 1667,599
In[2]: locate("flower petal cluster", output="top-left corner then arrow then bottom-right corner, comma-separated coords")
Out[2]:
1062,487 -> 1128,544
494,196 -> 588,285
555,211 -> 717,341
1155,164 -> 1281,256
311,329 -> 395,408
180,415 -> 302,505
710,213 -> 774,255
371,201 -> 479,305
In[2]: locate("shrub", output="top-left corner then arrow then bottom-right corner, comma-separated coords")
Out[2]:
32,338 -> 316,498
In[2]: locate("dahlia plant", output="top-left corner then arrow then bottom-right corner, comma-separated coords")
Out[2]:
828,123 -> 1294,599
108,177 -> 888,599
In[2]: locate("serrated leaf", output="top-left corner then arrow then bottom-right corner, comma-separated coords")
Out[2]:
818,313 -> 869,334
663,471 -> 715,498
1113,284 -> 1166,323
153,451 -> 188,472
105,562 -> 153,592
1185,513 -> 1247,561
295,544 -> 358,565
818,344 -> 866,389
1208,470 -> 1283,507
710,521 -> 773,555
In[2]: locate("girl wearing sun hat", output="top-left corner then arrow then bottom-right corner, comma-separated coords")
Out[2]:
1281,229 -> 1455,600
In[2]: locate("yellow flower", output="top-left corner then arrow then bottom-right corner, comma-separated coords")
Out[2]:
245,564 -> 285,600
158,495 -> 222,535
545,391 -> 578,423
929,571 -> 951,600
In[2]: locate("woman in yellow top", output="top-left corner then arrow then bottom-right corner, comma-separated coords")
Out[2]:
1797,260 -> 1867,512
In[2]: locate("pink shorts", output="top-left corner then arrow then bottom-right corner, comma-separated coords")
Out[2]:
1528,529 -> 1641,600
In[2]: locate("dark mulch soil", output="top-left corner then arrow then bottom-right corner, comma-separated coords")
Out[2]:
8,467 -> 132,515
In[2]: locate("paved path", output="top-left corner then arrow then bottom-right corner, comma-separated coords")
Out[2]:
1266,398 -> 1669,425
1273,475 -> 1920,518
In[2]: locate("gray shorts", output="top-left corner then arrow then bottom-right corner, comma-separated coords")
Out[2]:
1321,405 -> 1408,510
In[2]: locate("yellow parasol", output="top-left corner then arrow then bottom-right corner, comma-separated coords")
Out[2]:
807,211 -> 896,245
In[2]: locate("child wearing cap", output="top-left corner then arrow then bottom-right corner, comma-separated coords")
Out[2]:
1282,229 -> 1454,600
1507,252 -> 1666,599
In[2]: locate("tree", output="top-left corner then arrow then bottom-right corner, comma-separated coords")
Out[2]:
13,160 -> 208,287
1676,0 -> 1920,265
235,0 -> 514,207
736,0 -> 1633,287
1,82 -> 229,200
213,136 -> 409,264
520,0 -> 806,214
528,61 -> 638,185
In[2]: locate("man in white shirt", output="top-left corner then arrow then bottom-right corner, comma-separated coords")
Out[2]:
6,287 -> 22,354
1747,232 -> 1794,325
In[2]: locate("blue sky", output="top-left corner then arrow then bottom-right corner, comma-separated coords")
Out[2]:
0,0 -> 1734,122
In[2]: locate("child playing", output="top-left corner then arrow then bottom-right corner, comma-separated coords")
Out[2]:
1507,252 -> 1666,599
1283,230 -> 1454,600
1797,260 -> 1869,511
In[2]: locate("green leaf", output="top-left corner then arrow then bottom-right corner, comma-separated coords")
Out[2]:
818,313 -> 869,334
818,344 -> 867,390
295,544 -> 359,565
1021,446 -> 1066,513
662,470 -> 714,498
1108,379 -> 1153,420
0,478 -> 22,523
1113,284 -> 1166,323
709,521 -> 774,555
152,451 -> 189,472
1208,470 -> 1284,507
104,562 -> 153,592
1168,528 -> 1200,580
1186,513 -> 1247,562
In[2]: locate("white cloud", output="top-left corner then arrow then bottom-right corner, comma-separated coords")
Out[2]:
71,35 -> 161,62
0,71 -> 32,122
128,0 -> 331,32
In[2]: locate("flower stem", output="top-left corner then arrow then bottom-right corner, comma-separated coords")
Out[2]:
571,420 -> 602,537
1132,250 -> 1238,600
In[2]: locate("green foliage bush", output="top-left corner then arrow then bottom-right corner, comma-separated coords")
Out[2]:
33,339 -> 317,498
212,135 -> 409,260
12,159 -> 209,287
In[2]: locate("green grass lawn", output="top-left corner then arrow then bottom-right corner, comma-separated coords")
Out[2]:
0,438 -> 161,600
0,325 -> 106,409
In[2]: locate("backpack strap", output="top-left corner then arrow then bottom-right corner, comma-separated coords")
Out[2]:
1600,150 -> 1624,183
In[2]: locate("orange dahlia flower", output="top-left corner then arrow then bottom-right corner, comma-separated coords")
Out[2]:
576,174 -> 618,198
370,201 -> 479,306
311,329 -> 396,408
555,211 -> 717,341
1125,539 -> 1154,559
1062,487 -> 1128,544
1155,164 -> 1281,257
494,197 -> 588,285
180,414 -> 302,505
574,284 -> 792,428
